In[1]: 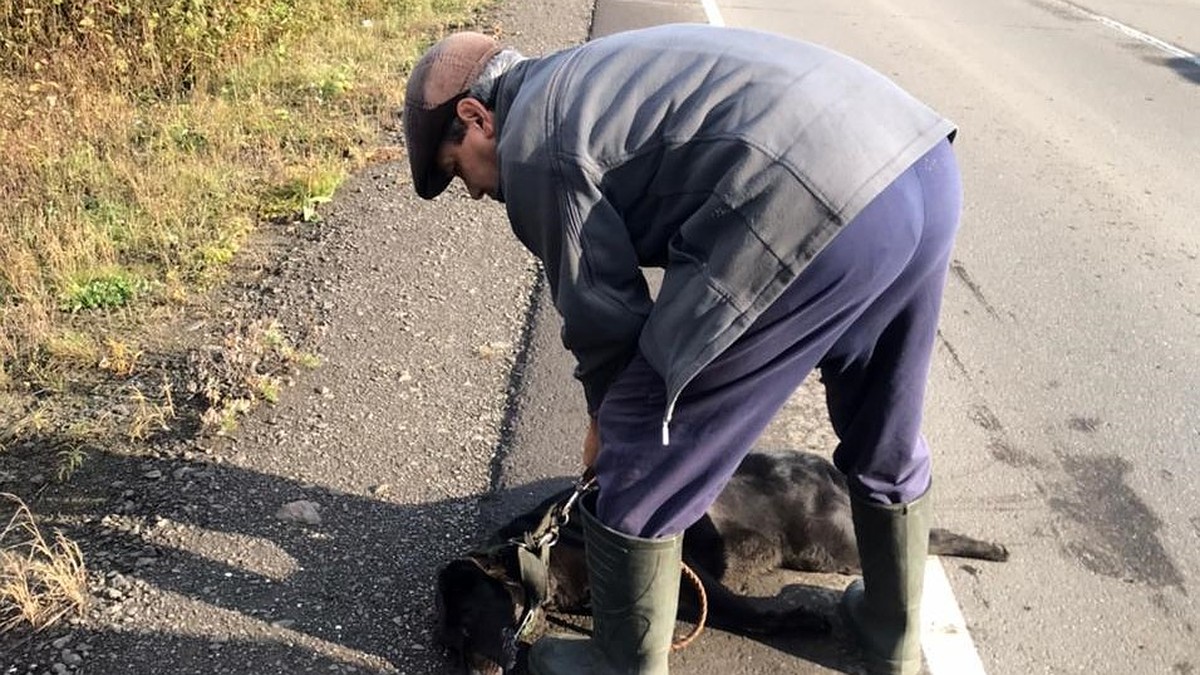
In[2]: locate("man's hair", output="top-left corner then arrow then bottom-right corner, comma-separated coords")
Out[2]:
443,104 -> 472,145
440,48 -> 523,147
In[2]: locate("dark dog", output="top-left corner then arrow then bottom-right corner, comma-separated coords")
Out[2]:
436,450 -> 1008,674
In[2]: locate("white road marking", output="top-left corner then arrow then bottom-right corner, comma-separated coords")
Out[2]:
1064,1 -> 1200,65
922,557 -> 988,675
700,0 -> 725,27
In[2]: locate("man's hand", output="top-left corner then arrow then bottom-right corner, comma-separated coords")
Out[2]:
583,416 -> 600,468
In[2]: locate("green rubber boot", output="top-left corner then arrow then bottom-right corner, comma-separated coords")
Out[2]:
840,487 -> 931,675
529,494 -> 682,675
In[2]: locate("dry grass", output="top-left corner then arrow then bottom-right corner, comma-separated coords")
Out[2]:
127,377 -> 176,441
0,0 -> 485,379
190,318 -> 316,434
0,494 -> 88,632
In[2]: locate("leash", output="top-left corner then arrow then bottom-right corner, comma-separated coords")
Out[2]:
507,468 -> 708,653
672,562 -> 708,651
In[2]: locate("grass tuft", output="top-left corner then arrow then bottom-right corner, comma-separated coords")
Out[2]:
127,379 -> 176,441
0,495 -> 88,633
60,269 -> 149,313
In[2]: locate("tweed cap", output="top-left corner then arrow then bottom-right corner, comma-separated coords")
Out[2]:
403,32 -> 503,199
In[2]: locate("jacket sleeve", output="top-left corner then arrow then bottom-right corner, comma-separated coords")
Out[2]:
505,153 -> 652,415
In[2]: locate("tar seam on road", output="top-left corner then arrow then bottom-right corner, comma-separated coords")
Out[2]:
487,270 -> 548,493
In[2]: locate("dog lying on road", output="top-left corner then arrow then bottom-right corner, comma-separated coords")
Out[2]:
436,449 -> 1008,674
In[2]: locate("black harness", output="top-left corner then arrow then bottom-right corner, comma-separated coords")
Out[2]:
490,472 -> 597,670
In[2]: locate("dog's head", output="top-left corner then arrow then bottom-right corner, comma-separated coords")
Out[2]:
435,552 -> 528,675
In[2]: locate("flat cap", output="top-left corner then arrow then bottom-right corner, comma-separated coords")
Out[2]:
403,32 -> 503,199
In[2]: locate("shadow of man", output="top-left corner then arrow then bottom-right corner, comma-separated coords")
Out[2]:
1,440 -> 576,674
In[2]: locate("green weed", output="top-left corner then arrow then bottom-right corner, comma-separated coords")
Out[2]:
59,270 -> 148,313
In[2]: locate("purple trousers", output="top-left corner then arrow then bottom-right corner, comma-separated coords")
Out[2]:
592,139 -> 963,539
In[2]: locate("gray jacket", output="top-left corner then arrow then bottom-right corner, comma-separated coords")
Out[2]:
492,24 -> 956,440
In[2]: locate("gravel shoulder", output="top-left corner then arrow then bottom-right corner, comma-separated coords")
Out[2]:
0,2 -> 590,674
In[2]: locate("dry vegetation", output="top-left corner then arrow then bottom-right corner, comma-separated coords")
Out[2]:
0,0 -> 480,367
0,0 -> 486,631
1,494 -> 88,632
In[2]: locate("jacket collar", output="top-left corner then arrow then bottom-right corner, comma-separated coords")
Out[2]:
490,57 -> 535,203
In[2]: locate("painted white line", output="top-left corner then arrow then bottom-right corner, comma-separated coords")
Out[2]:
921,557 -> 988,675
700,0 -> 725,27
1065,1 -> 1200,65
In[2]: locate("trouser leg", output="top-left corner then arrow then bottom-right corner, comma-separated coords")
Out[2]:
827,140 -> 960,674
822,139 -> 963,505
593,140 -> 962,538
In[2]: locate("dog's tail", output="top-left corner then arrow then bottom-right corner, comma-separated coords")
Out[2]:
929,528 -> 1009,562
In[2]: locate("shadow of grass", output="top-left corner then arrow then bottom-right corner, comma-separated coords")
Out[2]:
0,438 -> 574,674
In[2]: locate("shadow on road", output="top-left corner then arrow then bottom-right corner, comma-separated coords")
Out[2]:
1164,55 -> 1200,85
2,438 -> 866,674
1,438 -> 576,673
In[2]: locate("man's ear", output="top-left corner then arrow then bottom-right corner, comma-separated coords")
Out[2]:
455,97 -> 495,138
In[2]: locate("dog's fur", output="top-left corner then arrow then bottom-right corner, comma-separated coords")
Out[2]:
435,450 -> 1008,674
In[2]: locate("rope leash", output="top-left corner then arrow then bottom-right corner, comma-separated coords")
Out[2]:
671,561 -> 708,651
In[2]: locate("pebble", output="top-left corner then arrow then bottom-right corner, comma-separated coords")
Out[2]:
275,500 -> 322,525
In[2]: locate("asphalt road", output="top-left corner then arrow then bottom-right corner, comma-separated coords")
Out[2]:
5,1 -> 1189,674
495,0 -> 1200,673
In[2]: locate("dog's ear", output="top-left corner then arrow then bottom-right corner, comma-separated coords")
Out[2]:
439,553 -> 512,588
436,559 -> 488,648
435,555 -> 524,670
438,557 -> 488,591
435,555 -> 522,623
436,558 -> 496,624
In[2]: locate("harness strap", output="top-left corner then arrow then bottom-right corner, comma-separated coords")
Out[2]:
516,543 -> 550,611
510,474 -> 592,643
506,470 -> 707,652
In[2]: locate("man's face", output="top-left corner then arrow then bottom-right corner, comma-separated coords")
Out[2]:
437,98 -> 500,201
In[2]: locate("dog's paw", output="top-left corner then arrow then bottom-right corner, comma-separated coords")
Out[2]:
982,542 -> 1010,562
463,653 -> 506,675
